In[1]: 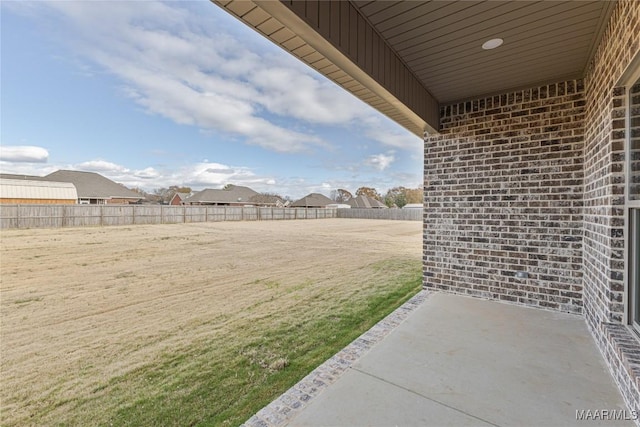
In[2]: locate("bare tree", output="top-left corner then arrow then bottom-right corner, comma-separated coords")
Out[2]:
330,188 -> 353,203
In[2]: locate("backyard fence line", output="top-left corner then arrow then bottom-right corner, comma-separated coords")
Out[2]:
0,205 -> 422,230
0,205 -> 338,230
336,208 -> 422,221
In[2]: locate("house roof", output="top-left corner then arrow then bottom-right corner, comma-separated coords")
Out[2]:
214,1 -> 615,135
184,185 -> 259,204
0,179 -> 78,201
290,193 -> 333,207
43,170 -> 141,200
172,192 -> 191,201
347,195 -> 387,209
0,173 -> 48,181
248,193 -> 284,205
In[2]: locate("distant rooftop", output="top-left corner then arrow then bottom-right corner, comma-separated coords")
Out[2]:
184,185 -> 259,204
44,170 -> 141,200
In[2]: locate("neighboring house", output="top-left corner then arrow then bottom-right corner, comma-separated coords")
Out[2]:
347,195 -> 387,209
327,203 -> 351,209
43,170 -> 142,204
290,193 -> 333,208
183,185 -> 259,206
248,193 -> 286,207
0,179 -> 78,204
216,0 -> 640,415
169,192 -> 191,205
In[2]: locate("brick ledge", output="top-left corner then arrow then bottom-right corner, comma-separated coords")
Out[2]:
602,323 -> 640,425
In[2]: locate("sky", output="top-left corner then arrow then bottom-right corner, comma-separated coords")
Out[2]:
1,1 -> 422,200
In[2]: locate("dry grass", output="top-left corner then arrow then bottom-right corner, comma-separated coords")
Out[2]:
0,219 -> 422,426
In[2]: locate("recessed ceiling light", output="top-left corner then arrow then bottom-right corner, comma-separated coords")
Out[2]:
482,38 -> 503,50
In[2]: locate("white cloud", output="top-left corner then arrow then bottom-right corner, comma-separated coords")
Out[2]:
249,66 -> 365,125
27,1 -> 331,153
0,146 -> 49,163
15,1 -> 417,155
365,152 -> 396,171
76,160 -> 127,173
361,115 -> 422,152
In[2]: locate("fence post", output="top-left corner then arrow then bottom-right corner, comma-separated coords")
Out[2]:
184,206 -> 186,223
16,204 -> 21,229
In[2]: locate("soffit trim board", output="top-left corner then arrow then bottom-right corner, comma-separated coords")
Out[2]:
350,1 -> 439,105
253,0 -> 437,135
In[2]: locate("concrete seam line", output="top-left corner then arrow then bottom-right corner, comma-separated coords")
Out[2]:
351,367 -> 502,427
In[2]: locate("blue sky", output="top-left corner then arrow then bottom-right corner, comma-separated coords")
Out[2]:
1,1 -> 422,199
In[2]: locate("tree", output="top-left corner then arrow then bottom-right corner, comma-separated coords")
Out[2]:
404,188 -> 422,204
153,186 -> 192,203
330,188 -> 353,203
383,186 -> 421,208
355,186 -> 382,201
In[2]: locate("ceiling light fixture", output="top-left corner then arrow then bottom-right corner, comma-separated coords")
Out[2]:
482,38 -> 503,50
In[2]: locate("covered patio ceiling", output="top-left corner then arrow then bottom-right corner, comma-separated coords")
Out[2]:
212,0 -> 615,136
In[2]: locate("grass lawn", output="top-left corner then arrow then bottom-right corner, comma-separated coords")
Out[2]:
1,220 -> 422,426
100,258 -> 421,426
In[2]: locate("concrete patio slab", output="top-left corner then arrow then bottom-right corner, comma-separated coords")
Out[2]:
245,291 -> 634,426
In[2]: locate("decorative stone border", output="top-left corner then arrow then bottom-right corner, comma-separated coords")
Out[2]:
242,290 -> 431,427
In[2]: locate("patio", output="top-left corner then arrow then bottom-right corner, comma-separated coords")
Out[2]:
245,291 -> 632,426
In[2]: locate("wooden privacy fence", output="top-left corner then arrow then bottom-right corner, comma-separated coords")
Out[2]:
336,208 -> 422,221
0,205 -> 337,229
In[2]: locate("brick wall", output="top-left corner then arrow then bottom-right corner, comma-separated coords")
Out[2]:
424,80 -> 585,314
582,0 -> 640,417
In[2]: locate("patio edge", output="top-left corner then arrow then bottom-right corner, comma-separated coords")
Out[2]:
241,290 -> 431,427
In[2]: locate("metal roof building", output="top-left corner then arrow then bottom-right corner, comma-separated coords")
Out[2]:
0,179 -> 78,204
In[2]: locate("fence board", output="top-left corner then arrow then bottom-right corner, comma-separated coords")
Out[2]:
0,205 -> 18,229
65,205 -> 102,227
336,208 -> 421,221
186,206 -> 206,223
134,205 -> 162,225
102,206 -> 134,226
